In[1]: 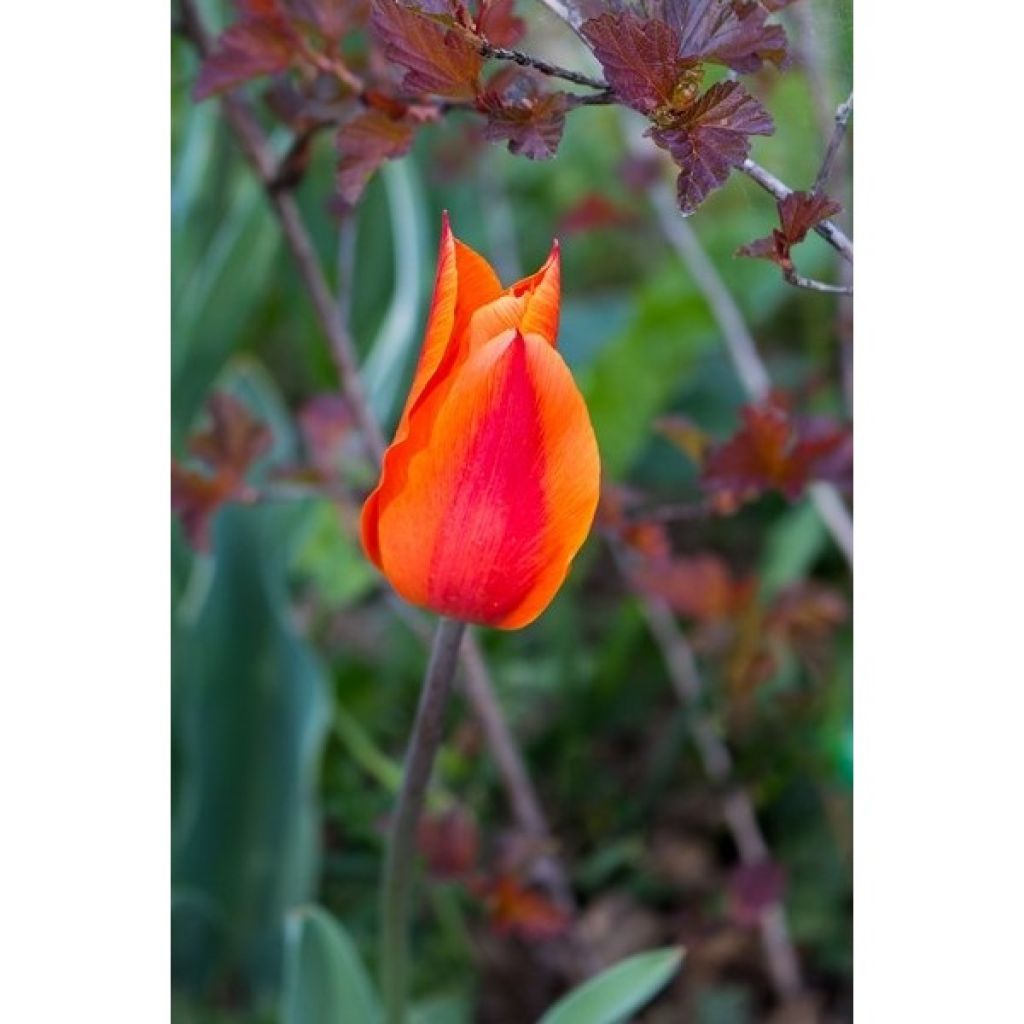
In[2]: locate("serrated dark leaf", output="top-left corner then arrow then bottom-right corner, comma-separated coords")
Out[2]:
737,189 -> 842,268
172,394 -> 271,549
194,2 -> 301,100
632,554 -> 755,622
371,0 -> 483,99
479,75 -> 568,159
701,392 -> 851,508
659,0 -> 788,72
778,189 -> 842,244
188,392 -> 272,470
581,12 -> 695,115
650,79 -> 773,214
336,108 -> 419,204
475,0 -> 525,46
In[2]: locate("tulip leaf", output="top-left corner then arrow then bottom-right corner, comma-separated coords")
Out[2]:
537,946 -> 685,1024
171,147 -> 282,442
282,906 -> 379,1024
172,363 -> 331,994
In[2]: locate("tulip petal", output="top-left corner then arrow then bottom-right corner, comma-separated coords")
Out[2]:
508,240 -> 560,345
375,330 -> 599,628
404,213 -> 503,419
361,216 -> 501,569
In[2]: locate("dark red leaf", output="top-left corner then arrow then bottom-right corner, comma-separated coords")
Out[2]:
633,554 -> 755,622
172,466 -> 233,551
336,108 -> 419,204
475,0 -> 525,46
298,394 -> 355,478
371,0 -> 483,99
767,581 -> 848,645
478,73 -> 568,159
596,485 -> 674,564
766,581 -> 848,673
737,190 -> 842,269
475,874 -> 572,939
701,393 -> 851,508
194,2 -> 301,99
649,79 -> 773,214
582,12 -> 696,116
559,192 -> 634,234
778,190 -> 842,243
171,394 -> 271,549
188,392 -> 272,470
659,0 -> 788,73
417,806 -> 480,879
728,859 -> 786,926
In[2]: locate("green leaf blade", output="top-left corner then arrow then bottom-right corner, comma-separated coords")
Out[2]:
537,946 -> 685,1024
282,906 -> 379,1024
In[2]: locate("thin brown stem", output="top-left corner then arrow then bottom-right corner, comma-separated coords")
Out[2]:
480,41 -> 607,90
610,543 -> 804,1002
386,595 -> 576,911
813,92 -> 854,196
784,267 -> 853,296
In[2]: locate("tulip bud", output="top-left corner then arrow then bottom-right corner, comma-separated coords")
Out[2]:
361,213 -> 600,629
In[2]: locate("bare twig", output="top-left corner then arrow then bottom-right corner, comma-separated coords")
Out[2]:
611,544 -> 804,1002
813,92 -> 854,196
784,267 -> 853,296
480,42 -> 607,90
627,500 -> 710,525
179,0 -> 574,906
740,158 -> 853,264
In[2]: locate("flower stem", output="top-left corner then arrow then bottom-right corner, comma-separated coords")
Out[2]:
379,616 -> 467,1024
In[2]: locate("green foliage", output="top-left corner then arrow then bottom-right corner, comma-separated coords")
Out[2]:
537,947 -> 685,1024
172,365 -> 331,997
281,907 -> 379,1024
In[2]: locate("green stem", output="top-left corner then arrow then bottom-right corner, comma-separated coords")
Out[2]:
379,617 -> 467,1024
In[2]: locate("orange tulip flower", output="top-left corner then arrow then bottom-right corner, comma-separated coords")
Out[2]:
361,214 -> 600,629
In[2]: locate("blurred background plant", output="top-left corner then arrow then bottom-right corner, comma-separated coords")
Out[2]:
171,0 -> 852,1019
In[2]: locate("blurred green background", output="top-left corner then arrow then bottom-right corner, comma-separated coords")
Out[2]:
172,1 -> 853,1020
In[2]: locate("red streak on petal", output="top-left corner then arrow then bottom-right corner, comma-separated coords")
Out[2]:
425,333 -> 547,624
